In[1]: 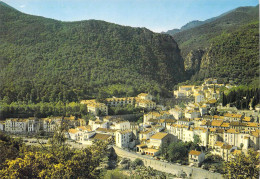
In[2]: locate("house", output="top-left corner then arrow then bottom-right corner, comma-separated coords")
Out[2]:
115,130 -> 133,148
143,111 -> 171,124
212,142 -> 234,161
254,104 -> 260,111
42,117 -> 62,133
169,108 -> 183,119
0,121 -> 5,131
68,128 -> 81,141
182,128 -> 194,143
193,127 -> 209,147
199,105 -> 208,116
143,148 -> 160,156
148,132 -> 175,149
249,131 -> 260,150
224,113 -> 243,121
5,118 -> 28,133
27,117 -> 40,133
245,122 -> 260,132
135,144 -> 160,156
136,99 -> 156,110
139,130 -> 156,141
189,150 -> 205,167
208,129 -> 224,148
114,121 -> 131,131
80,99 -> 108,116
224,130 -> 250,150
106,97 -> 135,107
64,116 -> 80,128
210,120 -> 223,128
137,93 -> 153,100
95,128 -> 117,136
88,119 -> 108,131
195,93 -> 204,103
185,110 -> 201,119
176,118 -> 191,126
90,133 -> 113,143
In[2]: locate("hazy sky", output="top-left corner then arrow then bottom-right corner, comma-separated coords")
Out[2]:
1,0 -> 259,32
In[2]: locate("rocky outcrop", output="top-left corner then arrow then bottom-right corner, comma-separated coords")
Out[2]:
184,49 -> 205,77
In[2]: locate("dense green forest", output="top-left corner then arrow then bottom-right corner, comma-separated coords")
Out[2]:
222,87 -> 260,110
0,101 -> 88,119
0,2 -> 185,103
191,21 -> 259,85
170,5 -> 259,84
173,5 -> 259,57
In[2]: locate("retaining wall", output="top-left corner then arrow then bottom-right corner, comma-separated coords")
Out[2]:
113,146 -> 223,179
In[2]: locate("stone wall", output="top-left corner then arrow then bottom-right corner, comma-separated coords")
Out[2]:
113,146 -> 223,179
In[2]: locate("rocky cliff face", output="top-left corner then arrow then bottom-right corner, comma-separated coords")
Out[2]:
184,49 -> 205,77
172,5 -> 259,84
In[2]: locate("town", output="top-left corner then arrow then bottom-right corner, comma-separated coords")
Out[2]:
1,78 -> 259,175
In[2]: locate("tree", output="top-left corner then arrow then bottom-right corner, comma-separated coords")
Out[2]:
167,141 -> 188,162
224,149 -> 259,179
222,92 -> 227,106
159,140 -> 170,159
0,126 -> 109,178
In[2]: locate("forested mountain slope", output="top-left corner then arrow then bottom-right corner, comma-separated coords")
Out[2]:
0,2 -> 185,102
192,21 -> 259,85
171,5 -> 259,83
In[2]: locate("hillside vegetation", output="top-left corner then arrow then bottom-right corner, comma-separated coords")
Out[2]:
171,5 -> 259,84
0,2 -> 185,103
192,21 -> 259,84
173,6 -> 259,57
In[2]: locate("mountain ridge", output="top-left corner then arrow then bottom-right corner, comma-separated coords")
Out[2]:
173,5 -> 259,85
0,2 -> 185,102
163,5 -> 258,36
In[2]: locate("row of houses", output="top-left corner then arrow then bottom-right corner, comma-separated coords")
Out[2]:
80,93 -> 156,116
0,116 -> 86,133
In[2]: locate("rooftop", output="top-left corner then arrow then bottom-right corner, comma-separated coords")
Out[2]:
91,133 -> 111,141
150,132 -> 168,140
68,129 -> 78,134
211,120 -> 223,127
189,150 -> 201,156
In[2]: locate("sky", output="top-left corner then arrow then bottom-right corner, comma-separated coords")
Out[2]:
1,0 -> 259,32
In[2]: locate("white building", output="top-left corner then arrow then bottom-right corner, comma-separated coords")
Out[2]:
27,118 -> 40,133
5,118 -> 28,133
189,150 -> 205,167
0,121 -> 5,131
116,130 -> 133,148
185,110 -> 201,119
137,93 -> 153,100
195,94 -> 204,103
114,121 -> 131,131
169,108 -> 183,119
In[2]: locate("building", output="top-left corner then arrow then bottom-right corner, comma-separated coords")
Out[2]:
139,130 -> 156,141
185,110 -> 201,119
137,93 -> 153,100
5,118 -> 28,133
189,150 -> 205,167
27,118 -> 40,133
80,99 -> 108,116
195,94 -> 204,103
68,128 -> 81,141
42,117 -> 62,133
148,132 -> 175,149
115,130 -> 133,148
114,121 -> 131,131
106,97 -> 135,107
169,108 -> 183,119
0,121 -> 5,131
